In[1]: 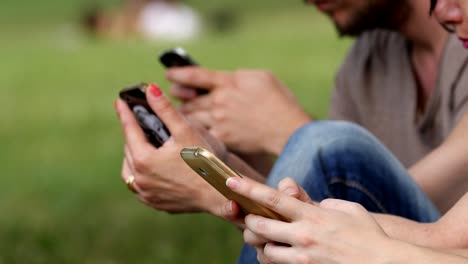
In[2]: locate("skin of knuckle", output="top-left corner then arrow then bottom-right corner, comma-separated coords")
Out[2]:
278,177 -> 295,189
265,190 -> 283,209
139,191 -> 155,201
173,121 -> 190,137
283,177 -> 295,185
319,198 -> 335,208
348,203 -> 367,216
185,70 -> 199,83
356,202 -> 366,212
349,202 -> 365,213
212,108 -> 226,122
295,233 -> 316,248
212,91 -> 228,106
134,176 -> 151,190
296,253 -> 311,264
154,97 -> 174,116
255,218 -> 269,234
133,153 -> 150,173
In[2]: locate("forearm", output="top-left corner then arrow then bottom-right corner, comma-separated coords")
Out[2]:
409,114 -> 468,213
388,239 -> 468,263
409,145 -> 468,213
374,193 -> 468,249
372,213 -> 440,248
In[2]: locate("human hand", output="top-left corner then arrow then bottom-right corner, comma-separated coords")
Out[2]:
225,177 -> 393,264
241,178 -> 317,252
221,177 -> 316,244
115,84 -> 235,221
167,67 -> 312,156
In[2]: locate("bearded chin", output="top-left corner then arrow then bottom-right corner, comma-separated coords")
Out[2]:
334,0 -> 410,37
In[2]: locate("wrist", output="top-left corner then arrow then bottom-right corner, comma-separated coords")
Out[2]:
380,237 -> 448,264
379,238 -> 418,264
265,113 -> 312,155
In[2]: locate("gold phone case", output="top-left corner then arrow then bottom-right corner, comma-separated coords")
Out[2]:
180,147 -> 285,221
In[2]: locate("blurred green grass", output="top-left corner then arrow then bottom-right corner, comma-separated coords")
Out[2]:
0,0 -> 351,263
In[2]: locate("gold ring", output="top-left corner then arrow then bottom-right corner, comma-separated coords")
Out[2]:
125,175 -> 137,193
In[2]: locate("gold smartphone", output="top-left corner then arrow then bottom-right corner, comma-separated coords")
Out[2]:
180,146 -> 286,221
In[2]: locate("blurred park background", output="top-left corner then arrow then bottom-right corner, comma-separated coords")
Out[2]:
0,0 -> 352,263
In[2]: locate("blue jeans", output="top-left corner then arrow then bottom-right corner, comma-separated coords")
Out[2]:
237,121 -> 440,264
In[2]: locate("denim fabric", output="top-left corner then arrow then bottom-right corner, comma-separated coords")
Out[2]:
237,121 -> 440,264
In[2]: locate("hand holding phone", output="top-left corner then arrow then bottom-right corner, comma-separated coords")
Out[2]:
180,146 -> 287,221
159,47 -> 208,95
119,83 -> 171,148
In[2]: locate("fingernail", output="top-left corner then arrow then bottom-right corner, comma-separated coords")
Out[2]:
284,187 -> 299,196
226,177 -> 241,190
149,83 -> 162,97
114,99 -> 119,110
225,201 -> 233,214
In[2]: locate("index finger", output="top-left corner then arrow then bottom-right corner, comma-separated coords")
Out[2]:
226,177 -> 314,221
166,67 -> 226,90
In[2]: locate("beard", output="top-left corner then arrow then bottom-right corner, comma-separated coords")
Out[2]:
333,0 -> 411,37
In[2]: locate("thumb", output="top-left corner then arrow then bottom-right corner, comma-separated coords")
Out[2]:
278,177 -> 314,204
146,83 -> 189,137
220,200 -> 246,229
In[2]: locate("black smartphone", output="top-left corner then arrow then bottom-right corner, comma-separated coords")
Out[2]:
159,47 -> 198,67
159,47 -> 208,95
119,83 -> 171,148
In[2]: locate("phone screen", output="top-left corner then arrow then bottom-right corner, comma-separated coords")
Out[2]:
119,83 -> 171,148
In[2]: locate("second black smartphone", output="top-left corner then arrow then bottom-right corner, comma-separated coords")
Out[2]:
119,83 -> 171,148
159,47 -> 208,95
159,47 -> 198,67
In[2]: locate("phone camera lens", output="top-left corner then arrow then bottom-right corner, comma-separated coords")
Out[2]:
198,168 -> 209,177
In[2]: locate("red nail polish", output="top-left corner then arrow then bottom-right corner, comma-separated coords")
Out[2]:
149,83 -> 162,97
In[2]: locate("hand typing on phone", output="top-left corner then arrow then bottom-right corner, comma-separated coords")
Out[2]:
167,68 -> 312,157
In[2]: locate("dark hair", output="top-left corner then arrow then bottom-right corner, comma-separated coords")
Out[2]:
430,0 -> 437,13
